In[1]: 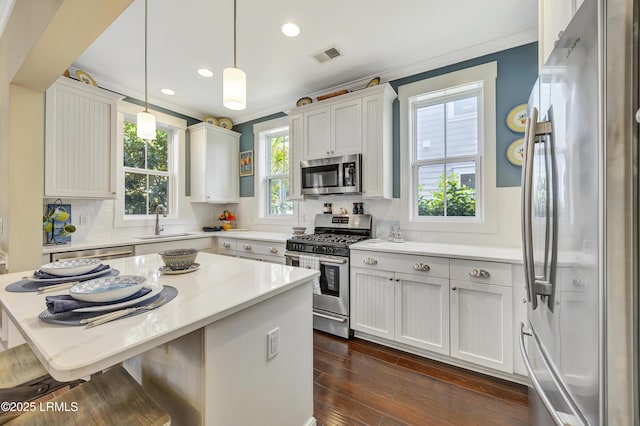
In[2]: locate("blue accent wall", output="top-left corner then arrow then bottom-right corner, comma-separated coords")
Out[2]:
234,111 -> 288,197
388,42 -> 538,195
235,43 -> 538,197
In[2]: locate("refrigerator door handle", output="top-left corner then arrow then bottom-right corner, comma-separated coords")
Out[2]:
521,108 -> 538,308
519,323 -> 587,426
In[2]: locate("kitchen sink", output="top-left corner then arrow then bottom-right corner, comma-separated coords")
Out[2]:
134,233 -> 195,240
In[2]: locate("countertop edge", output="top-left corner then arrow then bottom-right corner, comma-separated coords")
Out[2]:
350,242 -> 524,264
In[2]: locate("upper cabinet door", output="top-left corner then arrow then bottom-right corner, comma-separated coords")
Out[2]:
303,107 -> 330,160
189,123 -> 240,204
539,0 -> 582,69
45,77 -> 122,198
331,99 -> 362,157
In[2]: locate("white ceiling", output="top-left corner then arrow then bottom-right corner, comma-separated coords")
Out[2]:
72,0 -> 538,125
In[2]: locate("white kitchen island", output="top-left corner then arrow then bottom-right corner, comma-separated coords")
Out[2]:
0,253 -> 319,426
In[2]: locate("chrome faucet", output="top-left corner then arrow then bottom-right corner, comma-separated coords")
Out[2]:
155,204 -> 167,235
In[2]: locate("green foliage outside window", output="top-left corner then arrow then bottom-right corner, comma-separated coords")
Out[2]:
123,122 -> 169,215
418,172 -> 476,217
268,135 -> 293,215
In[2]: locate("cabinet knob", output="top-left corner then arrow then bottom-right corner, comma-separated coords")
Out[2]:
395,278 -> 400,282
388,277 -> 393,281
269,247 -> 278,254
326,150 -> 330,155
223,242 -> 231,248
469,268 -> 490,278
573,277 -> 584,286
522,298 -> 527,304
451,286 -> 457,291
243,244 -> 252,250
413,262 -> 430,272
363,257 -> 378,265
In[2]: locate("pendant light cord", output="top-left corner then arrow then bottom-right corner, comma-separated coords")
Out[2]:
144,0 -> 149,112
233,0 -> 237,68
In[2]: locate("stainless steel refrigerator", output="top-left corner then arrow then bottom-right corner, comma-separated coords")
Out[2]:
519,0 -> 638,424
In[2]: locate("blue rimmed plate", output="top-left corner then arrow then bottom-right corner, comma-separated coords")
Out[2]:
70,275 -> 146,303
39,258 -> 102,277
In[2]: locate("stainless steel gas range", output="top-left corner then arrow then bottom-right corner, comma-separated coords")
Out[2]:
285,214 -> 372,339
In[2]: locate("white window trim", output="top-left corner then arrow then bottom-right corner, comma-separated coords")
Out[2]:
253,116 -> 298,226
114,101 -> 187,228
399,61 -> 497,234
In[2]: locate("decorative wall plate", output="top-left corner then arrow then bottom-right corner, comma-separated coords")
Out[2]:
218,117 -> 233,129
506,104 -> 528,132
203,116 -> 218,125
506,138 -> 525,166
296,97 -> 312,107
366,77 -> 380,88
76,70 -> 97,87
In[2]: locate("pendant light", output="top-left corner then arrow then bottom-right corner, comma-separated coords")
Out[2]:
137,0 -> 156,140
223,0 -> 246,110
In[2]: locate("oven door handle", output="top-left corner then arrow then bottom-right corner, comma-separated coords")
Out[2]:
313,312 -> 347,323
285,252 -> 347,265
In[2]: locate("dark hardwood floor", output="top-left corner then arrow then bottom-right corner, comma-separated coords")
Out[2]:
313,331 -> 529,426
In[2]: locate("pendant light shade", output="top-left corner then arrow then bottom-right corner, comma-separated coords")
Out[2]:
136,111 -> 156,140
137,0 -> 156,140
223,0 -> 246,110
223,67 -> 246,110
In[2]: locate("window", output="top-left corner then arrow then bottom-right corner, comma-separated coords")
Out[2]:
265,130 -> 293,215
254,116 -> 297,224
115,102 -> 187,228
413,85 -> 481,218
123,121 -> 173,215
399,62 -> 497,233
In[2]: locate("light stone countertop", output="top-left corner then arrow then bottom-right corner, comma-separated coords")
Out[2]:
0,252 -> 318,381
211,230 -> 292,243
42,231 -> 294,254
350,240 -> 523,264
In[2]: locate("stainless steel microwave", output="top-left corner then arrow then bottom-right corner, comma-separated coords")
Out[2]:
300,154 -> 361,195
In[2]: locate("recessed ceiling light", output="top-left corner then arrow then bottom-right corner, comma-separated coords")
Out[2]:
197,68 -> 214,77
281,22 -> 300,37
160,88 -> 175,95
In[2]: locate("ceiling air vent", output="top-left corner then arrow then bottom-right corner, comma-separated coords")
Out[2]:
311,45 -> 343,64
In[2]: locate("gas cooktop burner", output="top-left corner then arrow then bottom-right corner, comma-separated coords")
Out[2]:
290,233 -> 369,245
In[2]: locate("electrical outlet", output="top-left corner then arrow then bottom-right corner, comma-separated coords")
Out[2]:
79,214 -> 88,225
267,327 -> 279,360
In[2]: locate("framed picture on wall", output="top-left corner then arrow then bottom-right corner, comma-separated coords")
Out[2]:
240,150 -> 254,176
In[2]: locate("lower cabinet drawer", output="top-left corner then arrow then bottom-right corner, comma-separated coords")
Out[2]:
351,250 -> 449,279
236,240 -> 284,257
450,259 -> 512,286
216,238 -> 237,254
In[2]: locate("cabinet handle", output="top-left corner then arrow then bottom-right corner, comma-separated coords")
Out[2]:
223,242 -> 231,248
243,244 -> 252,250
413,262 -> 430,272
451,287 -> 457,291
469,268 -> 490,278
269,247 -> 278,254
363,257 -> 378,265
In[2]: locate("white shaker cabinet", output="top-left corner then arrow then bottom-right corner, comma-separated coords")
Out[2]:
288,113 -> 303,200
350,251 -> 450,355
45,77 -> 122,198
189,122 -> 240,204
302,98 -> 361,160
538,0 -> 584,69
289,83 -> 396,198
449,259 -> 513,373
